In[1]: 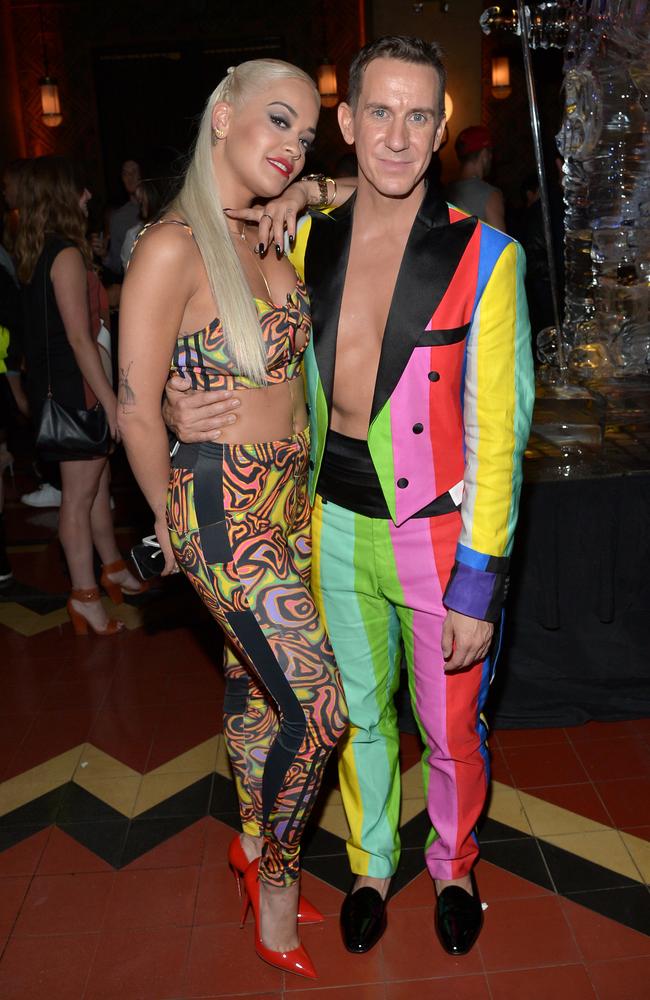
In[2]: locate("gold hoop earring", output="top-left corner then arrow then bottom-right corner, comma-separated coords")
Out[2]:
211,126 -> 226,145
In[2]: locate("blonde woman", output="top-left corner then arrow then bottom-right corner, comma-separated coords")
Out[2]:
118,61 -> 347,980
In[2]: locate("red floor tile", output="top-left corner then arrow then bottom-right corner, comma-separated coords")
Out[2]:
0,829 -> 50,877
202,817 -> 238,868
380,906 -> 482,981
621,825 -> 650,842
473,859 -> 551,902
40,675 -> 113,713
193,863 -> 243,926
494,727 -> 568,747
572,737 -> 650,782
489,746 -> 514,786
631,718 -> 650,740
523,782 -> 613,827
299,872 -> 345,918
104,865 -> 200,930
566,721 -> 643,742
594,777 -> 650,828
292,987 -> 388,1000
185,923 -> 283,996
0,931 -> 98,1000
13,871 -> 114,937
125,817 -> 208,870
165,668 -> 224,704
5,708 -> 96,780
0,713 -> 36,778
389,869 -> 435,910
386,978 -> 490,999
36,827 -> 114,875
501,743 -> 588,789
478,896 -> 580,971
586,955 -> 650,999
561,898 -> 650,962
88,704 -> 163,772
285,916 -> 385,990
84,926 -> 191,1000
487,964 -> 597,999
0,877 -> 31,937
146,701 -> 220,771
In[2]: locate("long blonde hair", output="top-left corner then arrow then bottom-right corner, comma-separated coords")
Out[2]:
172,59 -> 319,385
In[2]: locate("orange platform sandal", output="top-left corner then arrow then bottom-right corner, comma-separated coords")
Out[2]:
242,859 -> 317,980
66,587 -> 125,636
100,558 -> 149,604
227,834 -> 324,924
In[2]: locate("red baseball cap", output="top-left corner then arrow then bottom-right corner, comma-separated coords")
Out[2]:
455,125 -> 493,158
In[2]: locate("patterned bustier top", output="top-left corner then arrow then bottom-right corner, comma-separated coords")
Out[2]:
171,277 -> 311,391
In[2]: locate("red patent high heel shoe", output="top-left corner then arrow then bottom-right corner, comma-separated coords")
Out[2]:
242,859 -> 316,980
227,834 -> 323,924
100,558 -> 149,604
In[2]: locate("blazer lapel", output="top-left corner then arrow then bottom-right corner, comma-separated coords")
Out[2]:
304,195 -> 355,417
370,186 -> 478,424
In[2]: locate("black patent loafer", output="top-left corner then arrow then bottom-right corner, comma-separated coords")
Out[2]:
435,883 -> 484,955
340,886 -> 388,953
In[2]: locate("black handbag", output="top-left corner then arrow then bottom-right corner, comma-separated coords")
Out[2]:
35,259 -> 111,462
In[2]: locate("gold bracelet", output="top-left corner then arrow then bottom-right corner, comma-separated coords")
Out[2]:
303,173 -> 335,210
325,177 -> 337,207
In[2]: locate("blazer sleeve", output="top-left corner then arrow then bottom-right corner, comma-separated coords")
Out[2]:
443,239 -> 535,622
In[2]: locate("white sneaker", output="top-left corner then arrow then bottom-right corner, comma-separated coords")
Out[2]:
20,484 -> 62,508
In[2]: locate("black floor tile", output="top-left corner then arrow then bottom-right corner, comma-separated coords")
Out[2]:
390,847 -> 427,896
565,885 -> 650,936
0,787 -> 64,829
57,781 -> 124,824
480,836 -> 555,891
58,818 -> 130,868
302,823 -> 347,859
303,852 -> 352,893
140,773 -> 214,820
399,808 -> 431,849
477,816 -> 531,843
209,772 -> 239,816
539,839 -> 641,893
120,814 -> 200,867
0,823 -> 48,853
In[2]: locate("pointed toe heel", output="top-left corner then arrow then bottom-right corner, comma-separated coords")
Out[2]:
227,834 -> 323,924
242,859 -> 317,980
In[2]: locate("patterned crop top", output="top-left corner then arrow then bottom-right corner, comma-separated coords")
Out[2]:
151,221 -> 311,391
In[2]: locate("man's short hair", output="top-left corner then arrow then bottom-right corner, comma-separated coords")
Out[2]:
347,35 -> 447,120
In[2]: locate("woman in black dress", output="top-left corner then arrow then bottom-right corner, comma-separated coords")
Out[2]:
15,156 -> 145,634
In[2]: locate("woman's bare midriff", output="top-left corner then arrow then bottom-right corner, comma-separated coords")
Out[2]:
210,375 -> 308,445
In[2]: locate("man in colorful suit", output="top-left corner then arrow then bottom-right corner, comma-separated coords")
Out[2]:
166,35 -> 534,957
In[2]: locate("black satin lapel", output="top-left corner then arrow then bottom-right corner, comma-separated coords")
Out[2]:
304,197 -> 355,417
370,213 -> 478,423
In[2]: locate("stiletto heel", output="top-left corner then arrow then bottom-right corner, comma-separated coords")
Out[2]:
227,834 -> 323,924
242,859 -> 317,980
100,558 -> 149,605
67,587 -> 125,637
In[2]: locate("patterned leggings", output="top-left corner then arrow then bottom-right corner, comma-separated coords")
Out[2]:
167,430 -> 347,887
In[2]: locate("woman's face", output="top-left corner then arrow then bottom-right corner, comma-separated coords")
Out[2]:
78,188 -> 92,216
218,77 -> 320,200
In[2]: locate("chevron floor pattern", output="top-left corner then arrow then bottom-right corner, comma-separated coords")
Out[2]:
1,457 -> 649,998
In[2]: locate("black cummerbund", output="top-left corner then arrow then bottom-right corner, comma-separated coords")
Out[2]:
317,429 -> 460,519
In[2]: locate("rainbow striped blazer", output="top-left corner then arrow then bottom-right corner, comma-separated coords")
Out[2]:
290,185 -> 534,622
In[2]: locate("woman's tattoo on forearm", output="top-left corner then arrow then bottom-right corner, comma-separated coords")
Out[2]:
118,362 -> 136,412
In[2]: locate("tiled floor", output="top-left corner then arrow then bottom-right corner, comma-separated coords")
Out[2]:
1,457 -> 649,999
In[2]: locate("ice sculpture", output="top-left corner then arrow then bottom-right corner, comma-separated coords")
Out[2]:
556,0 -> 650,376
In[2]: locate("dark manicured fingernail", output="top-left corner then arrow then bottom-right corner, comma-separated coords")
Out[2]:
289,234 -> 295,246
258,243 -> 264,254
275,243 -> 282,256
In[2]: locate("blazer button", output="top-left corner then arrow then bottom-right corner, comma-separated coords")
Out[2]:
428,371 -> 440,382
397,477 -> 409,489
412,423 -> 423,434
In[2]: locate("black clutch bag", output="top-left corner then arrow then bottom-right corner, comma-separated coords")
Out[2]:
36,396 -> 110,462
130,535 -> 165,580
34,259 -> 111,463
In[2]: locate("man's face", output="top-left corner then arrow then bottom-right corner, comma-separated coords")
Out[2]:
338,57 -> 445,199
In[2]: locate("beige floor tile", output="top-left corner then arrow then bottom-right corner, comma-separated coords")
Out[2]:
73,772 -> 142,817
486,781 -> 531,834
542,829 -> 643,882
0,745 -> 84,815
620,831 -> 650,883
75,743 -> 140,780
317,801 -> 351,840
133,769 -> 210,816
150,735 -> 220,775
519,789 -> 610,837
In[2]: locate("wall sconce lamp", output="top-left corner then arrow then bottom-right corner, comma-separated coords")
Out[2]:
317,60 -> 338,108
39,5 -> 62,127
444,91 -> 453,122
40,76 -> 63,127
491,55 -> 511,99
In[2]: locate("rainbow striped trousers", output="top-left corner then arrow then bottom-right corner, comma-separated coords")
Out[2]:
311,495 -> 495,881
